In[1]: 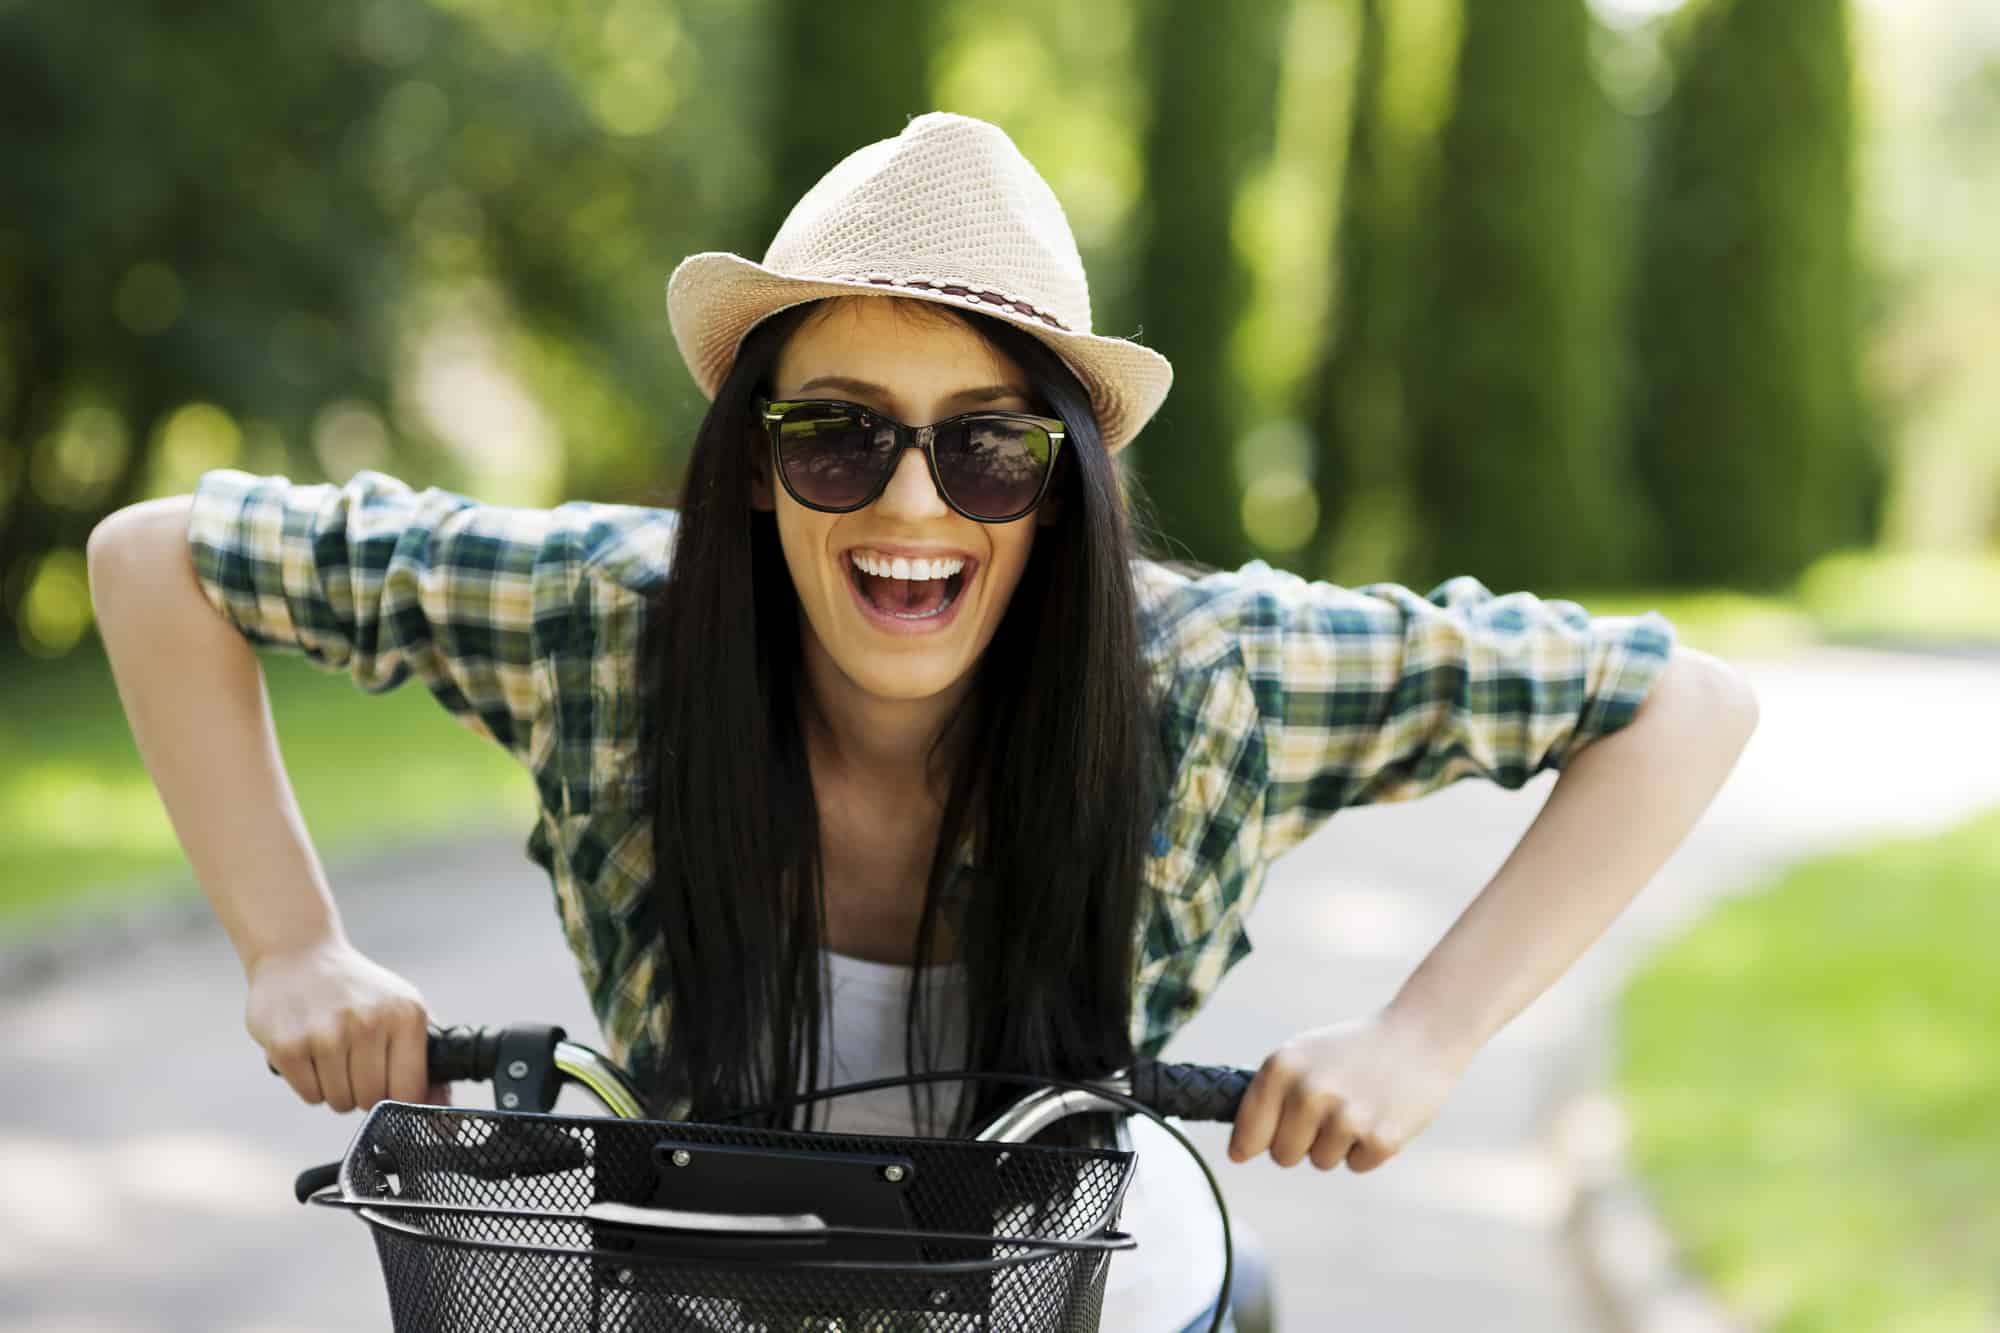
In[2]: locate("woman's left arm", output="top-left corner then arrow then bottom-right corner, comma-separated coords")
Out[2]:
1228,645 -> 1759,1172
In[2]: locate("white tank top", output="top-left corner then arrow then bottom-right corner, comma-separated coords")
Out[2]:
810,949 -> 1224,1331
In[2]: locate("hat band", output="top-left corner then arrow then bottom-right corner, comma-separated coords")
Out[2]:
830,272 -> 1074,333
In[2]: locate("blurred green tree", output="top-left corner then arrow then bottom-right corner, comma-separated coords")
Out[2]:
1309,0 -> 1411,584
0,4 -> 421,658
751,0 -> 940,258
0,0 -> 775,659
1630,0 -> 1881,587
1405,0 -> 1645,591
1127,0 -> 1285,570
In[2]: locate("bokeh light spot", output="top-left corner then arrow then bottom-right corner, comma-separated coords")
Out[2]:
31,403 -> 129,509
148,403 -> 243,498
20,548 -> 91,658
589,62 -> 677,137
313,400 -> 391,481
114,263 -> 183,335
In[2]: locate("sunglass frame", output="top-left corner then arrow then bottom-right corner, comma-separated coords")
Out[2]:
756,396 -> 1068,524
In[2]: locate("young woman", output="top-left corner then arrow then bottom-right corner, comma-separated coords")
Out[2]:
90,113 -> 1758,1332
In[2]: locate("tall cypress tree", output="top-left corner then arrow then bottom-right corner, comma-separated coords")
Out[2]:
1406,0 -> 1640,591
1128,0 -> 1284,570
1310,0 -> 1411,584
753,0 -> 937,255
1630,0 -> 1875,588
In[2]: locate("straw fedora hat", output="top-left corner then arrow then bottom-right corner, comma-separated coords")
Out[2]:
665,111 -> 1173,454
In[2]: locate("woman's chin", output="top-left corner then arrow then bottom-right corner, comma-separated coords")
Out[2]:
835,648 -> 974,703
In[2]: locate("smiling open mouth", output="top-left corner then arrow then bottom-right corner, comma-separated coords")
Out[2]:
848,553 -> 969,620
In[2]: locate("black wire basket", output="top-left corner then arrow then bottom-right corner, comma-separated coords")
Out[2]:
315,1101 -> 1139,1332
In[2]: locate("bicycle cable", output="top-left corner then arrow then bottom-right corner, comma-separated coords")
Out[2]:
713,1068 -> 1233,1333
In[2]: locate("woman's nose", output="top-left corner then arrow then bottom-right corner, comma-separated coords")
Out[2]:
872,443 -> 950,519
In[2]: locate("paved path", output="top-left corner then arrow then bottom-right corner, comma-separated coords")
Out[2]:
4,645 -> 1995,1331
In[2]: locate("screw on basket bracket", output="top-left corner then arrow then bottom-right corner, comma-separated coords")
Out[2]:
506,1060 -> 530,1079
671,1149 -> 691,1167
881,1164 -> 906,1183
500,1092 -> 520,1109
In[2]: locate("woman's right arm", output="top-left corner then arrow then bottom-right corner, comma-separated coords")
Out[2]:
87,495 -> 435,1113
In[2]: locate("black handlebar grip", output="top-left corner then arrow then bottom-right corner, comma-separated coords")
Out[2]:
294,1160 -> 340,1204
426,1024 -> 502,1083
268,1024 -> 502,1084
1129,1060 -> 1256,1123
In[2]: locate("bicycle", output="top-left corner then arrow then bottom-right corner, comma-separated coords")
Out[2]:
289,1023 -> 1269,1332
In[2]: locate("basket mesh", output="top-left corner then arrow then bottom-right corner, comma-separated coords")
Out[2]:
338,1103 -> 1133,1332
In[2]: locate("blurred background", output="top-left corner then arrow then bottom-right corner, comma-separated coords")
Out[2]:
4,0 -> 1998,1329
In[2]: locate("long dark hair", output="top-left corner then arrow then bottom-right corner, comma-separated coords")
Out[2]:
634,296 -> 1164,1137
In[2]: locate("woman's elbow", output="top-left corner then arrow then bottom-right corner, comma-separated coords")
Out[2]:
1658,644 -> 1760,744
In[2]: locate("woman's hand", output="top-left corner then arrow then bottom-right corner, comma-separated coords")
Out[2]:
1227,1009 -> 1470,1172
247,937 -> 449,1112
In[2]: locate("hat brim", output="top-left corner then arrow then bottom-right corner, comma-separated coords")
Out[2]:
666,252 -> 1172,454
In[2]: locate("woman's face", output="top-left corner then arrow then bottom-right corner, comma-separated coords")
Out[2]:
758,297 -> 1056,709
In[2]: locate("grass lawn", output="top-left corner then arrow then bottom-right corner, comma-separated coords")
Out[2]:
0,644 -> 539,931
1553,547 -> 2000,660
1549,586 -> 1822,660
1614,806 -> 2000,1331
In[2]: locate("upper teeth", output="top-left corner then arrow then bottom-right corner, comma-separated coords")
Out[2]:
851,551 -> 965,581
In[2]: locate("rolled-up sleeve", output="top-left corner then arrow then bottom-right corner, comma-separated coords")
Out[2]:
185,467 -> 585,766
1227,566 -> 1677,860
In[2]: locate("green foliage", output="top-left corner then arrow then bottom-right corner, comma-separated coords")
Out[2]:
753,0 -> 940,256
0,4 -> 421,658
1405,0 -> 1647,592
1309,0 -> 1416,584
0,647 -> 536,927
0,0 -> 771,657
0,0 -> 1941,661
1125,0 -> 1285,570
1795,548 -> 2000,644
1616,806 -> 2000,1330
1629,0 -> 1880,588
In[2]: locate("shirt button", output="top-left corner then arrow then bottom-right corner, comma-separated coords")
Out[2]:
1150,830 -> 1170,858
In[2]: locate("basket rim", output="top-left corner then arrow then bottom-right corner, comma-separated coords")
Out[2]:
349,1099 -> 1137,1165
346,1199 -> 1127,1276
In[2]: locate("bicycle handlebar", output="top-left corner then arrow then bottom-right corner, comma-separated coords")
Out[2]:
425,1023 -> 503,1083
274,1022 -> 1255,1124
414,1023 -> 1255,1124
1128,1060 -> 1254,1123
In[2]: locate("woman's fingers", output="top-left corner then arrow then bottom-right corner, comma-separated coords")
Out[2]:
1228,1044 -> 1380,1170
269,1042 -> 324,1106
1344,1129 -> 1400,1174
348,1021 -> 390,1111
1227,1048 -> 1300,1162
1307,1118 -> 1360,1172
314,1030 -> 357,1113
244,940 -> 433,1115
386,1020 -> 431,1105
1269,1081 -> 1338,1167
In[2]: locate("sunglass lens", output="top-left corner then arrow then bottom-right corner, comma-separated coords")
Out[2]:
935,418 -> 1055,520
776,404 -> 897,509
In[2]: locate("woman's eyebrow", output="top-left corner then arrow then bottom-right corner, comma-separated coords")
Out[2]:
794,375 -> 1028,408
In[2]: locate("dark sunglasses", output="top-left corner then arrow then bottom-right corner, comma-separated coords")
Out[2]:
755,396 -> 1067,524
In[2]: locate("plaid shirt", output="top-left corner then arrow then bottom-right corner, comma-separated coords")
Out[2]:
188,467 -> 1676,1080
